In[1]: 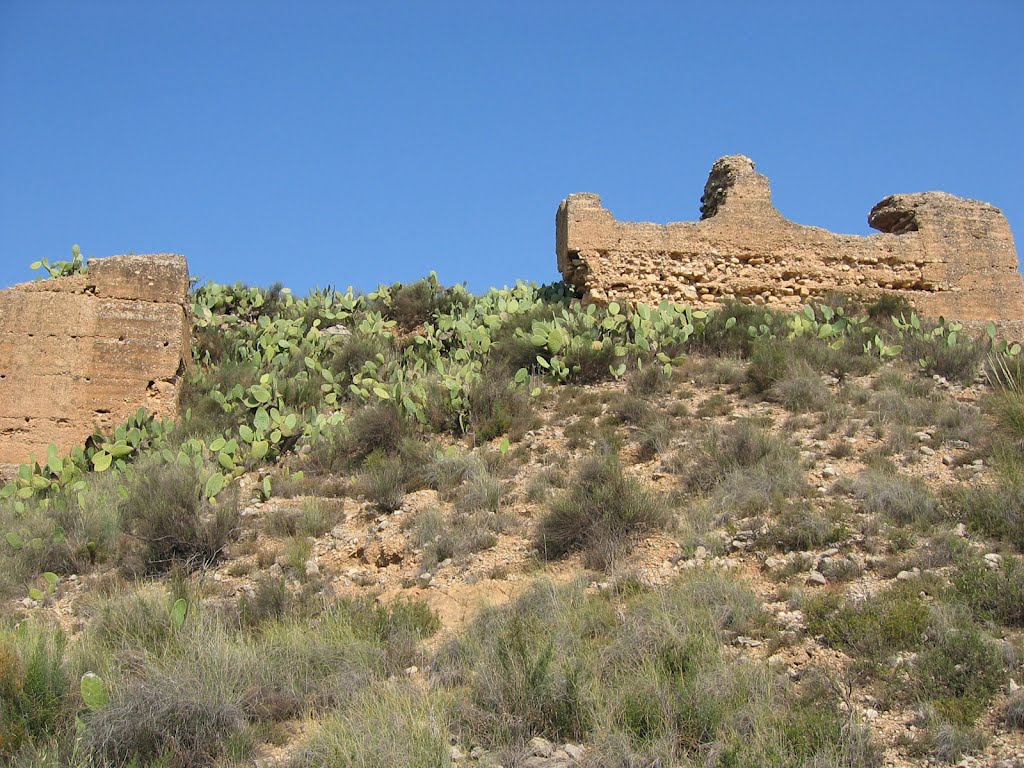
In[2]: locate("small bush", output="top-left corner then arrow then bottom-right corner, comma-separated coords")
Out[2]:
468,374 -> 537,442
290,684 -> 451,768
627,365 -> 671,397
845,466 -> 940,525
944,481 -> 1024,551
609,393 -> 655,426
454,463 -> 503,514
345,403 -> 410,463
866,293 -> 914,325
239,575 -> 291,627
563,338 -> 621,384
683,420 -> 803,513
902,330 -> 986,383
85,668 -> 248,768
537,452 -> 669,570
118,461 -> 239,574
766,503 -> 846,551
411,505 -> 506,572
0,624 -> 71,757
806,583 -> 930,662
952,556 -> 1024,626
912,618 -> 1004,725
434,573 -> 876,765
525,465 -> 568,503
746,340 -> 790,393
768,359 -> 831,413
84,585 -> 179,654
326,331 -> 395,381
1003,689 -> 1024,730
907,706 -> 988,764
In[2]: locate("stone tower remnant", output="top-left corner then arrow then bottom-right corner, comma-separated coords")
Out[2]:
0,254 -> 191,468
556,155 -> 1024,321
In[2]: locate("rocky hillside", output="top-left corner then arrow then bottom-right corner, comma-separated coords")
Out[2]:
2,275 -> 1024,767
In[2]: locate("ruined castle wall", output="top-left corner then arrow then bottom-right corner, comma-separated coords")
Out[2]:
0,255 -> 191,467
556,156 -> 1024,321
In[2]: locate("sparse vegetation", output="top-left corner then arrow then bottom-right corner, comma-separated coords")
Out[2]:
4,273 -> 1023,766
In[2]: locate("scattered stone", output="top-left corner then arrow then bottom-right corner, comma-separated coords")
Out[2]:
821,465 -> 838,478
920,446 -> 935,457
942,455 -> 956,466
526,736 -> 555,758
346,568 -> 376,587
896,568 -> 920,581
806,570 -> 827,586
694,546 -> 708,560
984,553 -> 1003,569
304,559 -> 320,578
416,572 -> 434,588
563,743 -> 586,760
448,745 -> 466,761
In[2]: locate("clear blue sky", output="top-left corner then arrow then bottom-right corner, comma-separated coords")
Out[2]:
1,2 -> 1021,294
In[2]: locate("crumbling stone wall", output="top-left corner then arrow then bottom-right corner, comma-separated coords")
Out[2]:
556,155 -> 1024,321
0,254 -> 191,467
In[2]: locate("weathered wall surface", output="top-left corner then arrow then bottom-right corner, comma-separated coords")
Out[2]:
0,255 -> 191,467
557,155 -> 1024,321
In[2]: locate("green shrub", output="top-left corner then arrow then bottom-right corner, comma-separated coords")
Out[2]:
468,373 -> 536,442
766,503 -> 847,551
902,329 -> 986,383
290,684 -> 451,768
952,556 -> 1024,626
906,706 -> 988,763
845,466 -> 939,525
944,481 -> 1024,551
85,667 -> 248,768
239,575 -> 291,627
805,583 -> 930,661
118,461 -> 239,574
912,618 -> 1004,725
1003,689 -> 1024,730
83,585 -> 179,654
562,338 -> 620,384
537,452 -> 669,570
344,403 -> 410,463
0,624 -> 71,757
746,340 -> 790,393
683,419 -> 785,493
768,359 -> 831,413
627,365 -> 671,397
435,573 -> 877,765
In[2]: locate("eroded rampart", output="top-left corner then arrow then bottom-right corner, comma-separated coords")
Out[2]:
0,254 -> 191,467
556,155 -> 1024,321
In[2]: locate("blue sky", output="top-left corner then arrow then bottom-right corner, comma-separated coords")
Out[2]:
1,1 -> 1021,294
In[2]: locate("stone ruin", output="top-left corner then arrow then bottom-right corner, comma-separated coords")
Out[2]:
0,254 -> 191,468
556,155 -> 1024,321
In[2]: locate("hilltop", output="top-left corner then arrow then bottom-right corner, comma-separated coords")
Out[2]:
2,273 -> 1024,767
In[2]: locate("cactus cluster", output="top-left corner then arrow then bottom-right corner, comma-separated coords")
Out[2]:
30,244 -> 88,279
4,271 -> 1019,510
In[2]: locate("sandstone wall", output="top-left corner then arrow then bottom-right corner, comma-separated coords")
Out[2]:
556,155 -> 1024,321
0,254 -> 191,467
